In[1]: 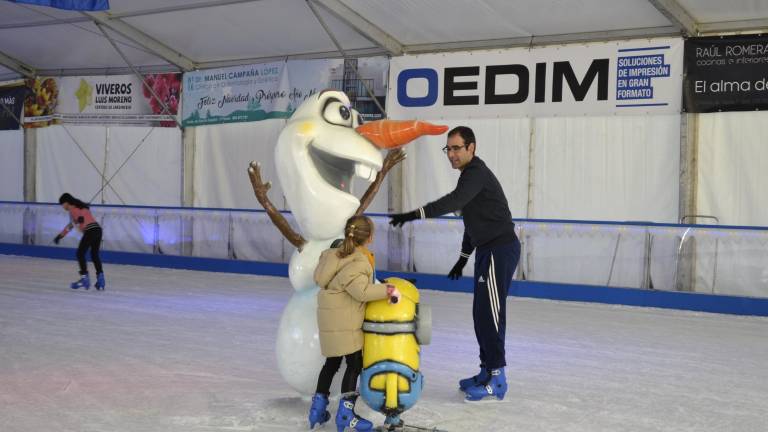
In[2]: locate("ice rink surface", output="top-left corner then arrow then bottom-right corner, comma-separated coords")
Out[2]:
1,255 -> 767,432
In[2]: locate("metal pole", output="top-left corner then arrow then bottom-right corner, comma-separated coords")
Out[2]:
305,0 -> 387,117
606,232 -> 622,286
642,229 -> 653,289
526,117 -> 535,218
102,126 -> 109,204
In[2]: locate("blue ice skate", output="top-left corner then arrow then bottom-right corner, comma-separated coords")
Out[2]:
71,274 -> 90,290
335,393 -> 372,432
95,273 -> 106,291
308,393 -> 331,429
464,368 -> 507,402
458,366 -> 489,392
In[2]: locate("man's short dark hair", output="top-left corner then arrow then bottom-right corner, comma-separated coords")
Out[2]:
447,126 -> 476,147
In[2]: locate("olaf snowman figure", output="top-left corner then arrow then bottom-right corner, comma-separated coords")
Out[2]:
248,89 -> 447,396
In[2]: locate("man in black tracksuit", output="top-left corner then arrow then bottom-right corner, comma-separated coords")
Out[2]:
390,126 -> 520,402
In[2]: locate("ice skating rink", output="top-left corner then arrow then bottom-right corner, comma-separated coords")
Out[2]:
1,255 -> 767,432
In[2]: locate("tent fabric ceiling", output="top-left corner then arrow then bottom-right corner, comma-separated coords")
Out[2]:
0,22 -> 166,70
1,0 -> 767,80
0,0 -> 73,24
677,0 -> 768,23
121,1 -> 376,63
342,0 -> 673,45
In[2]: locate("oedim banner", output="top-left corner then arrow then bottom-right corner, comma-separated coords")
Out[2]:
389,37 -> 683,119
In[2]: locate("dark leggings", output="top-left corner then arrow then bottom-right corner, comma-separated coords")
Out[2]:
315,350 -> 363,396
77,227 -> 103,275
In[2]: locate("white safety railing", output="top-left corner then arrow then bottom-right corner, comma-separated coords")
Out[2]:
2,202 -> 767,299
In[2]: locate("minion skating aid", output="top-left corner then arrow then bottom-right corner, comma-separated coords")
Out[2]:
360,277 -> 438,431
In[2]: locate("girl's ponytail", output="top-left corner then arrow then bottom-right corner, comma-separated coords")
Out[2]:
336,215 -> 374,258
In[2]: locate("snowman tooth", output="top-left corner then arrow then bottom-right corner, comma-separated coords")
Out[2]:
354,163 -> 374,182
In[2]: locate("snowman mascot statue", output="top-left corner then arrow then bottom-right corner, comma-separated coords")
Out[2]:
247,89 -> 447,398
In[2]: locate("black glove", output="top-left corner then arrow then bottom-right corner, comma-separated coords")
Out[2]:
447,256 -> 468,280
53,234 -> 62,245
389,210 -> 420,228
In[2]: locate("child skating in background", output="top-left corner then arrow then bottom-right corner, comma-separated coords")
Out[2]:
54,193 -> 105,290
308,215 -> 401,432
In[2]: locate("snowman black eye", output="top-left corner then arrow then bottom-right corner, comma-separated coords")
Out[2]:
322,99 -> 354,127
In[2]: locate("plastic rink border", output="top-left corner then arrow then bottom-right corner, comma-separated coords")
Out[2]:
2,243 -> 767,318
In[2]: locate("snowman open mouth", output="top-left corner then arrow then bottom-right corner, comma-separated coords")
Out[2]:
308,143 -> 378,194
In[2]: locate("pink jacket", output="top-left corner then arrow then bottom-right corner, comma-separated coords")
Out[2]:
59,207 -> 98,237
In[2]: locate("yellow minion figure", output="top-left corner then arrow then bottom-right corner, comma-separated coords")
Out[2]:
360,277 -> 432,429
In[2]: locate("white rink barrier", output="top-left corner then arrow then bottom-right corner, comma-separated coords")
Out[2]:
1,202 -> 767,299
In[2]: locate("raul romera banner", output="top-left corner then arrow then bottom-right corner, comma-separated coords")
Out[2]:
684,35 -> 768,112
388,37 -> 683,119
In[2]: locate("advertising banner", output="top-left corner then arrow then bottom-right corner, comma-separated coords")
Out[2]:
684,35 -> 768,112
0,85 -> 26,130
24,73 -> 181,128
388,37 -> 683,119
182,57 -> 388,126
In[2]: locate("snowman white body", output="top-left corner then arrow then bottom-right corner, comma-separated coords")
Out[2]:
273,91 -> 382,394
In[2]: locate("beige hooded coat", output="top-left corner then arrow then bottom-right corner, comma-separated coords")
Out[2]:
313,248 -> 389,357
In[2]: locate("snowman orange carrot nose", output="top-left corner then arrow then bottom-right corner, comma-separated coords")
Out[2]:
356,120 -> 449,149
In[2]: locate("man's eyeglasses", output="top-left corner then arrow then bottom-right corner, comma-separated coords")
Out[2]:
442,145 -> 468,154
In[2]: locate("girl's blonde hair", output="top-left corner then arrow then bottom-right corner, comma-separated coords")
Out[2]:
337,215 -> 374,258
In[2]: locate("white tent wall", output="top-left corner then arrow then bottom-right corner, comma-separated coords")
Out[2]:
35,125 -> 182,206
102,126 -> 182,206
35,126 -> 108,249
531,114 -> 680,222
36,125 -> 107,204
0,129 -> 23,201
696,111 -> 768,226
692,111 -> 768,298
35,124 -> 182,253
192,120 -> 287,210
0,129 -> 24,245
192,121 -> 288,260
101,126 -> 182,254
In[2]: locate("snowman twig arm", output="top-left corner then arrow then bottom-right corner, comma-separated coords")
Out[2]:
355,149 -> 406,216
248,161 -> 306,250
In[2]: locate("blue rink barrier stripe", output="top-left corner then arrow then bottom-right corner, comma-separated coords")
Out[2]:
3,243 -> 767,317
0,243 -> 289,278
377,271 -> 768,317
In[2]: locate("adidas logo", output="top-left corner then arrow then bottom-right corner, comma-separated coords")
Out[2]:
478,275 -> 485,283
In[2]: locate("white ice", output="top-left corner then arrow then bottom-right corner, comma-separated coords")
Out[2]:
1,255 -> 767,432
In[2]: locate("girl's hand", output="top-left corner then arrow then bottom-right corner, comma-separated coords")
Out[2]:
386,284 -> 401,304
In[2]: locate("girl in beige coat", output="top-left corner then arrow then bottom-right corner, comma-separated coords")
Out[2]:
308,215 -> 401,431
